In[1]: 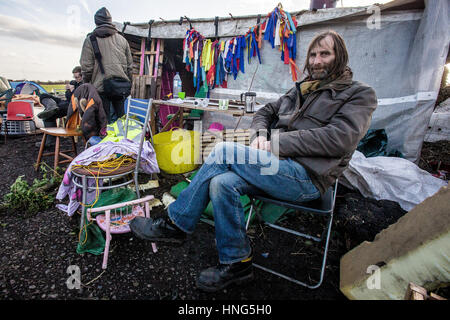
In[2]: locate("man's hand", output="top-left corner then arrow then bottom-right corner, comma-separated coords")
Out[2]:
250,136 -> 271,152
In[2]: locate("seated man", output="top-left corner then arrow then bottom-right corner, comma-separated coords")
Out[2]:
130,30 -> 378,292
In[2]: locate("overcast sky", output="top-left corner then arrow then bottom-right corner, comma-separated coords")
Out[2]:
0,0 -> 391,82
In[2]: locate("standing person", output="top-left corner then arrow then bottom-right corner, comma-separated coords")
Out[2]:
80,7 -> 133,124
130,30 -> 378,292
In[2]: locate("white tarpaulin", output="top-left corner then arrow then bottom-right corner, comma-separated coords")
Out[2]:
341,150 -> 448,211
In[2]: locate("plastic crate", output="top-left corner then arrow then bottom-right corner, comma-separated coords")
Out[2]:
1,112 -> 35,135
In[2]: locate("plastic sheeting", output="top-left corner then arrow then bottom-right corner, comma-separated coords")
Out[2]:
341,150 -> 448,212
118,0 -> 449,162
207,1 -> 450,163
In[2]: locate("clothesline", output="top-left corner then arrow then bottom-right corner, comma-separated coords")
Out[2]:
182,5 -> 300,97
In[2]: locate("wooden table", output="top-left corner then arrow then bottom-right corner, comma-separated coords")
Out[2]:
151,99 -> 255,132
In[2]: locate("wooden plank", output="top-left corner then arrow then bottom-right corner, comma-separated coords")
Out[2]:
405,283 -> 428,300
140,76 -> 146,99
149,40 -> 155,78
149,78 -> 156,135
131,75 -> 137,98
157,40 -> 164,78
156,78 -> 162,100
161,108 -> 183,132
154,39 -> 160,77
139,38 -> 145,76
429,293 -> 446,300
152,100 -> 245,116
178,106 -> 185,129
132,50 -> 159,56
150,77 -> 157,99
136,76 -> 141,98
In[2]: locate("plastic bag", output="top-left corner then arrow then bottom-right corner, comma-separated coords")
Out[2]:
342,151 -> 448,211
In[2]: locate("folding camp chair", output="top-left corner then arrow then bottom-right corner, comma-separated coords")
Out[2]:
246,180 -> 338,289
86,195 -> 157,269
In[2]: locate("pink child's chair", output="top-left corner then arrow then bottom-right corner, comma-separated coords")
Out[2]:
86,195 -> 158,269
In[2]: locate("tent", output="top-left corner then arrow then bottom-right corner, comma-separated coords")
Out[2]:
115,0 -> 450,163
10,81 -> 47,95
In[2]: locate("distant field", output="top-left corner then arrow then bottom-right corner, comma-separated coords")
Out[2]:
40,84 -> 66,93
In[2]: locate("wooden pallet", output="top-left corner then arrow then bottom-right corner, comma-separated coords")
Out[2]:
201,129 -> 250,161
131,75 -> 155,99
404,283 -> 446,300
130,37 -> 164,99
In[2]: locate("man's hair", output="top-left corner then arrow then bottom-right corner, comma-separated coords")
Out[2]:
72,66 -> 82,74
304,30 -> 349,79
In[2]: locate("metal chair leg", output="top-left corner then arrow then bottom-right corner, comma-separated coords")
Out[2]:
134,171 -> 140,199
246,198 -> 335,289
80,175 -> 87,233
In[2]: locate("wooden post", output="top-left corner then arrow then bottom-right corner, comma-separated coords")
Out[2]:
149,40 -> 155,78
139,38 -> 145,76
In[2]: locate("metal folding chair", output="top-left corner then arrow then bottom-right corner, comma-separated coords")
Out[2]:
246,180 -> 338,289
72,97 -> 154,235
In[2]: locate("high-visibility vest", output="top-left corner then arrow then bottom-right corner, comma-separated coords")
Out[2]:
100,117 -> 143,143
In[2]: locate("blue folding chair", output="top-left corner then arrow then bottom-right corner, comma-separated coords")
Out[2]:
246,180 -> 338,289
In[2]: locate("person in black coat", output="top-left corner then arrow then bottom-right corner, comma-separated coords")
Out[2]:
36,66 -> 83,148
65,66 -> 83,101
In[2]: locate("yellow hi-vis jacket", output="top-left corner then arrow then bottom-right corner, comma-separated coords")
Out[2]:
100,116 -> 143,143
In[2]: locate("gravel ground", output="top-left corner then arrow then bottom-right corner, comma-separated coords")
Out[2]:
0,134 -> 448,300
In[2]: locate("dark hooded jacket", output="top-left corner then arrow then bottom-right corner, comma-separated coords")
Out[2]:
80,8 -> 133,93
66,83 -> 107,140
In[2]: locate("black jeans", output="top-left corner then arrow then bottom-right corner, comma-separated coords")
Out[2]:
100,94 -> 125,124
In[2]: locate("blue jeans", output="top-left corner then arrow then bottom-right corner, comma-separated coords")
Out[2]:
168,142 -> 320,264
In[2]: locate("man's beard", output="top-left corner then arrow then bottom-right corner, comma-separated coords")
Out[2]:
310,64 -> 332,80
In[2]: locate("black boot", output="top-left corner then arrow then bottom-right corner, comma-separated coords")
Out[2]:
37,106 -> 59,120
196,254 -> 254,292
130,215 -> 186,244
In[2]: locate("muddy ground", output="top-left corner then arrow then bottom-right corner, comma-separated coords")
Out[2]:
0,135 -> 448,301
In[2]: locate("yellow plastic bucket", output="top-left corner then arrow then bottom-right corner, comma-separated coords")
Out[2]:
153,128 -> 201,174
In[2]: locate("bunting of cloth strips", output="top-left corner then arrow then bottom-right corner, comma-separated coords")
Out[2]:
182,4 -> 300,96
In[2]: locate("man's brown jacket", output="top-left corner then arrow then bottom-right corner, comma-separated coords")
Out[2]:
250,73 -> 377,195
